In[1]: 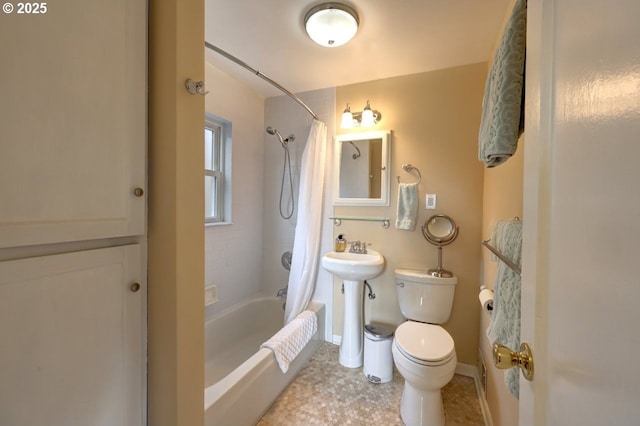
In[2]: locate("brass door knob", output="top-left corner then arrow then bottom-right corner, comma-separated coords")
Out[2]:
130,282 -> 141,293
133,187 -> 144,197
493,342 -> 534,381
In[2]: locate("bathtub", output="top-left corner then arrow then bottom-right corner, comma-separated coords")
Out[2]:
204,296 -> 325,426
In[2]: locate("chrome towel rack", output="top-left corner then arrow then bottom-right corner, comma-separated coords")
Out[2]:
481,239 -> 522,276
396,163 -> 422,184
329,216 -> 390,228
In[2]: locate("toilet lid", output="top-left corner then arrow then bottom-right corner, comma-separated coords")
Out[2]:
394,321 -> 454,363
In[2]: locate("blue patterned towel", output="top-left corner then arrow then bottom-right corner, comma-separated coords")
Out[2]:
478,0 -> 527,167
486,219 -> 523,398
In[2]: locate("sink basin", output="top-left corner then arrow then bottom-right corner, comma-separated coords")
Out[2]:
321,249 -> 384,281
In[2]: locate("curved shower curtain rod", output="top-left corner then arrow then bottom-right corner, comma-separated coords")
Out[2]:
205,41 -> 319,120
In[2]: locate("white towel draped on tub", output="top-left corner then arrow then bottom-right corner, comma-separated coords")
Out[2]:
486,219 -> 523,398
261,310 -> 317,373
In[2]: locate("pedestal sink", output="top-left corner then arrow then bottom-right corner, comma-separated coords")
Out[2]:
321,249 -> 384,368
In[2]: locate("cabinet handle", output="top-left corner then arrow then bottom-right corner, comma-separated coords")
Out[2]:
130,282 -> 141,293
133,187 -> 144,197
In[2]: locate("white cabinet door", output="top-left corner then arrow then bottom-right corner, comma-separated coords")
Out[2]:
0,244 -> 144,426
0,0 -> 146,248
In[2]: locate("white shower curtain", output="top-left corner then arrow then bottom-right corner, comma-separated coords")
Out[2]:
284,120 -> 327,324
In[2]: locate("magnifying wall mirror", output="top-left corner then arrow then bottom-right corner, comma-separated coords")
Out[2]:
422,214 -> 459,277
334,130 -> 390,206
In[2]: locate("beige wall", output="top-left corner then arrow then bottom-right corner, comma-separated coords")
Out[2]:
334,63 -> 487,365
480,138 -> 523,426
148,0 -> 205,425
478,1 -> 521,423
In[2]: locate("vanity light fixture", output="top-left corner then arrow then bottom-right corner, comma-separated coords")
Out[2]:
304,3 -> 359,48
340,101 -> 382,129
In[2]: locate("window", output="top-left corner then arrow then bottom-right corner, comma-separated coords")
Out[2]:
204,114 -> 231,223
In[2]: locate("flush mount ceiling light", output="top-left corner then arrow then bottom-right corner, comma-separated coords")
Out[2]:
304,3 -> 359,47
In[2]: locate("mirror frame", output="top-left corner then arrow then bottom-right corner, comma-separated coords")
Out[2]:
422,214 -> 458,278
334,130 -> 391,206
422,214 -> 459,246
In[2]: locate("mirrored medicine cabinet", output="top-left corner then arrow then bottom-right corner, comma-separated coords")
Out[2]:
334,130 -> 390,206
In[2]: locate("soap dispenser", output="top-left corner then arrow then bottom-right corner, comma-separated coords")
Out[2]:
335,234 -> 347,252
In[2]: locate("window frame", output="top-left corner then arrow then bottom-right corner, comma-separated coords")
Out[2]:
204,114 -> 230,224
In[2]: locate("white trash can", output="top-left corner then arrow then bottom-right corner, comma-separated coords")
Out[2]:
363,323 -> 395,383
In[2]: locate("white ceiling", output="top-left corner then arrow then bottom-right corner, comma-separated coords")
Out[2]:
205,0 -> 512,98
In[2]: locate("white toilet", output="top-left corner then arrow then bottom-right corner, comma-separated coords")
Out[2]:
392,269 -> 457,426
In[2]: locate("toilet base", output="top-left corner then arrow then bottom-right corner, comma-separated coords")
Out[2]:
399,381 -> 445,426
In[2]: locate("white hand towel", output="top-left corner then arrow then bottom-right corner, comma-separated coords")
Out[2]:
395,183 -> 418,231
260,310 -> 317,373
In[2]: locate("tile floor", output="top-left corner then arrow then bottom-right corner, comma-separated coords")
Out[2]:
257,342 -> 485,426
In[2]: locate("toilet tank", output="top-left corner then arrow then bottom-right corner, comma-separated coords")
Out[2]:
395,269 -> 457,324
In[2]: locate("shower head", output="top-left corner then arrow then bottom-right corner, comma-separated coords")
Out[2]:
266,126 -> 285,147
266,126 -> 294,147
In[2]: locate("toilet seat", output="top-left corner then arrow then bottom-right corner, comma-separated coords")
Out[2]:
394,321 -> 455,366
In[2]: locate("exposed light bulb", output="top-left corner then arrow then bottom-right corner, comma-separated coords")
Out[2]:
340,103 -> 354,128
361,100 -> 375,127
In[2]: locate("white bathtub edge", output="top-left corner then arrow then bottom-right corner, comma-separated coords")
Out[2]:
204,302 -> 325,426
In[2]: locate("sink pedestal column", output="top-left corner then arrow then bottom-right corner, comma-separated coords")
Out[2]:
340,279 -> 364,368
321,249 -> 384,368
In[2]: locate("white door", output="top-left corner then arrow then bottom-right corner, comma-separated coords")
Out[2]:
0,0 -> 146,248
519,1 -> 640,424
0,245 -> 144,426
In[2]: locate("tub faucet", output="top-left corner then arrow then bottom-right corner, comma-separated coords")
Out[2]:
277,286 -> 288,298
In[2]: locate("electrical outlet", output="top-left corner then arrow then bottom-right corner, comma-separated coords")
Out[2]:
425,194 -> 437,209
205,285 -> 218,307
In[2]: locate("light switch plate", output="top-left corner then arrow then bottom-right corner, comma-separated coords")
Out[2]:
425,194 -> 437,209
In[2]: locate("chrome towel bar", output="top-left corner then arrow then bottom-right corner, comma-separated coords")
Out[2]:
481,239 -> 522,276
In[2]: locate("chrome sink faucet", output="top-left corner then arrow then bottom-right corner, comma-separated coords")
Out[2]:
349,241 -> 369,254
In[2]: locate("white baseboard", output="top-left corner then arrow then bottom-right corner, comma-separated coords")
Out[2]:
332,334 -> 342,345
455,362 -> 477,377
456,362 -> 493,426
475,375 -> 494,426
477,351 -> 494,426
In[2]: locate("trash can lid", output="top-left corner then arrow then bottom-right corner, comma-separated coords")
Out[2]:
364,323 -> 395,339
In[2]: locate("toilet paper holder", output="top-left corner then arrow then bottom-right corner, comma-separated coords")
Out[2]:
479,286 -> 494,311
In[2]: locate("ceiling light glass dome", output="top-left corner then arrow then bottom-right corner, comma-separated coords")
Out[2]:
304,3 -> 359,48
